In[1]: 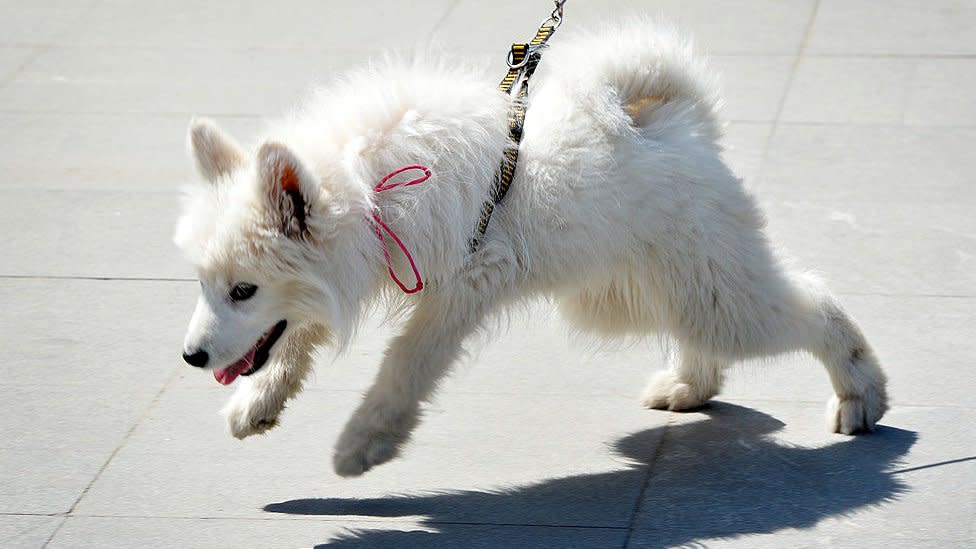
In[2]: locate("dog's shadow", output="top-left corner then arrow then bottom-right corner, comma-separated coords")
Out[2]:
265,402 -> 916,548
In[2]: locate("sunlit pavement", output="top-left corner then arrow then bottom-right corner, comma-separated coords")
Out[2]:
1,1 -> 973,547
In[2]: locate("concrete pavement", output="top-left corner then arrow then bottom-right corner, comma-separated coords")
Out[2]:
1,1 -> 973,547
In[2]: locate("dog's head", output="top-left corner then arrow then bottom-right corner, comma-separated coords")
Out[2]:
174,119 -> 371,384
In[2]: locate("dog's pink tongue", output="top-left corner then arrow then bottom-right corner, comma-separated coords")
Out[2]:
213,348 -> 256,386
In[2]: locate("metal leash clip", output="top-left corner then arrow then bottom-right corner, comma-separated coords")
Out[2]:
506,0 -> 567,68
548,0 -> 567,27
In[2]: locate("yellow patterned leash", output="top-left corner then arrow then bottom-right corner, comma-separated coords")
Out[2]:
471,0 -> 567,252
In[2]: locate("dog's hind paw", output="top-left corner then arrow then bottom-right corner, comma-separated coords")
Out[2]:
642,371 -> 712,411
333,430 -> 400,477
826,390 -> 887,435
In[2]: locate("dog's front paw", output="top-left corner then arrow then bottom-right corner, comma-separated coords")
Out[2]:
333,429 -> 401,477
642,371 -> 712,411
826,386 -> 888,435
221,387 -> 282,440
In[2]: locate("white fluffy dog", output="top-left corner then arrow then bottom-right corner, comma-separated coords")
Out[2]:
175,21 -> 887,477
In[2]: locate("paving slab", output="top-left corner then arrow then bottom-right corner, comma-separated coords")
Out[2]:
0,46 -> 42,85
0,113 -> 265,192
758,124 -> 976,204
807,0 -> 976,56
0,278 -> 190,387
0,47 -> 351,116
0,190 -> 190,279
0,0 -> 98,46
61,0 -> 455,51
762,199 -> 976,296
0,383 -> 156,453
782,57 -> 916,125
905,59 -> 976,127
0,447 -> 109,515
783,57 -> 976,126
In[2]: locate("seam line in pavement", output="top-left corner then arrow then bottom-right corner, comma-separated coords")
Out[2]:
55,514 -> 632,529
430,0 -> 461,33
0,46 -> 51,92
621,412 -> 673,548
20,511 -> 633,530
758,0 -> 820,171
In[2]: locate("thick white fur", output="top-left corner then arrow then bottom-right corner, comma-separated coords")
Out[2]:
175,21 -> 887,477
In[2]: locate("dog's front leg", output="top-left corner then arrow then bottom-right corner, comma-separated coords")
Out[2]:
334,243 -> 516,477
223,323 -> 326,439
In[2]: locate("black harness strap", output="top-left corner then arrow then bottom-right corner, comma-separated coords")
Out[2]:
470,9 -> 562,252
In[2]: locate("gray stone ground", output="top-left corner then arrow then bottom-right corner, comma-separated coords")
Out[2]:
1,1 -> 974,547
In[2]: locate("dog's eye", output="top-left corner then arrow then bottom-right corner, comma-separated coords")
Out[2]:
229,283 -> 258,302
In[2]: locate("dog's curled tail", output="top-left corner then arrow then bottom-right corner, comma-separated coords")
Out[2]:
542,18 -> 723,136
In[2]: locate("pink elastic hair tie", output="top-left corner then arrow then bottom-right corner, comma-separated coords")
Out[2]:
370,164 -> 431,294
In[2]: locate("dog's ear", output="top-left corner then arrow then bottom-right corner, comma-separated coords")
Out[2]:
257,141 -> 315,239
188,118 -> 244,182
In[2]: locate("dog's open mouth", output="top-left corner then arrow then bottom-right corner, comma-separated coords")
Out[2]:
213,320 -> 288,386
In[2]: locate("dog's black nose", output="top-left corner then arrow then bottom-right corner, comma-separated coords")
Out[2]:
182,350 -> 209,368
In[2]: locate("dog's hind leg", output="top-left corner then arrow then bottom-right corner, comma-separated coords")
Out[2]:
665,248 -> 888,433
794,280 -> 889,434
333,242 -> 517,477
735,273 -> 888,434
222,323 -> 326,439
